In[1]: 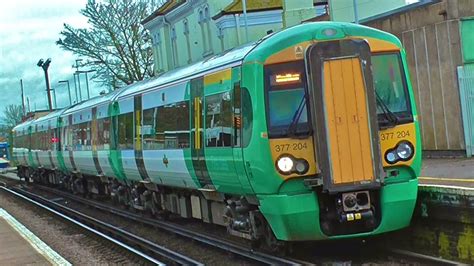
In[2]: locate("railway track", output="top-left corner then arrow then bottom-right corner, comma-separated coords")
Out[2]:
34,184 -> 302,265
2,181 -> 304,265
0,185 -> 202,265
1,175 -> 463,265
387,248 -> 462,265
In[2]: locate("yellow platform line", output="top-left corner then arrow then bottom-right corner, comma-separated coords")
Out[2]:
419,176 -> 474,183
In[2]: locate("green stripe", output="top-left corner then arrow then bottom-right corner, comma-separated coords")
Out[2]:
108,102 -> 126,181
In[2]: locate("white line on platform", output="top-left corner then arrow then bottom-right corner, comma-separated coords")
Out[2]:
419,176 -> 474,183
419,183 -> 474,191
0,208 -> 71,266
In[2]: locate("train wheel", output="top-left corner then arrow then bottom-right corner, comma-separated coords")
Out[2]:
263,223 -> 288,254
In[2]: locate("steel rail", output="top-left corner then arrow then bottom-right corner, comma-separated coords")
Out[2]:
0,186 -> 202,266
34,184 -> 302,265
388,248 -> 463,265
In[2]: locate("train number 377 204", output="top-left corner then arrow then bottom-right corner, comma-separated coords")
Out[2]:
274,142 -> 308,152
380,130 -> 411,141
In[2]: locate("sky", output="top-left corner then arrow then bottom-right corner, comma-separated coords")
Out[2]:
0,0 -> 107,120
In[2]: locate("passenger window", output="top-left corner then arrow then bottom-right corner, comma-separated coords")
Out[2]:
205,92 -> 232,147
97,118 -> 111,150
118,113 -> 134,150
143,101 -> 190,150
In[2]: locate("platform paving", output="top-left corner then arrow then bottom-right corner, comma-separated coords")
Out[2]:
420,158 -> 474,188
0,208 -> 70,266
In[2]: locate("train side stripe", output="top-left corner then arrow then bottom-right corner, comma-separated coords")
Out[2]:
134,95 -> 151,180
91,107 -> 103,175
67,115 -> 78,171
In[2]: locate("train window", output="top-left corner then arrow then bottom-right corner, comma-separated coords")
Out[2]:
142,108 -> 158,150
97,117 -> 110,150
241,87 -> 252,148
372,53 -> 411,123
205,92 -> 232,147
233,83 -> 241,147
146,101 -> 190,150
264,61 -> 310,138
71,122 -> 91,151
63,124 -> 74,151
118,112 -> 134,150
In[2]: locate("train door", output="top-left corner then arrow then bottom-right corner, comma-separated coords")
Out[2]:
231,67 -> 254,194
199,69 -> 245,193
306,39 -> 382,192
190,77 -> 214,189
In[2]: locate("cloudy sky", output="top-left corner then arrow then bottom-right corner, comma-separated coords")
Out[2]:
0,0 -> 107,119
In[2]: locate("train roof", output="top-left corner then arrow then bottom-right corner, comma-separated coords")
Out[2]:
33,109 -> 65,123
61,89 -> 122,115
13,22 -> 402,129
12,119 -> 33,132
114,41 -> 257,100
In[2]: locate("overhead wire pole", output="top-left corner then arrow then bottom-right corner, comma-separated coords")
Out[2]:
73,74 -> 79,103
58,80 -> 72,106
353,0 -> 359,24
77,70 -> 95,99
52,87 -> 57,109
242,0 -> 249,42
75,59 -> 83,102
20,79 -> 25,116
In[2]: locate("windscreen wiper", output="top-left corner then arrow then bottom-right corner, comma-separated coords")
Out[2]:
375,90 -> 398,128
287,95 -> 307,137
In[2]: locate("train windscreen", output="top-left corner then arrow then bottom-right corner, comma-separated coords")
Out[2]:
265,61 -> 311,138
372,53 -> 412,127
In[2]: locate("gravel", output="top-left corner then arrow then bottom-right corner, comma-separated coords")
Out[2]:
0,188 -> 148,265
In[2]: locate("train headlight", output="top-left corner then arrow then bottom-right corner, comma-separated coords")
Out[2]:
277,156 -> 294,173
295,160 -> 309,174
385,141 -> 414,164
385,151 -> 398,164
396,142 -> 413,160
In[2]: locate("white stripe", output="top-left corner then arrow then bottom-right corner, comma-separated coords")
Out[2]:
419,184 -> 474,191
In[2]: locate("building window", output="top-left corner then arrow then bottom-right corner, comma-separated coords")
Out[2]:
218,27 -> 225,52
198,9 -> 208,55
171,26 -> 179,67
153,32 -> 163,70
183,19 -> 192,64
204,6 -> 213,54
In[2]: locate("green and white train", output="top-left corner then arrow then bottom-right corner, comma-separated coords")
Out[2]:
13,22 -> 421,250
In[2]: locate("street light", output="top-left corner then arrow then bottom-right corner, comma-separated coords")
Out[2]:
37,58 -> 53,111
58,80 -> 72,106
74,59 -> 83,102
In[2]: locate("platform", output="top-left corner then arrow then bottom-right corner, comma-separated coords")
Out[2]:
419,158 -> 474,188
0,208 -> 70,266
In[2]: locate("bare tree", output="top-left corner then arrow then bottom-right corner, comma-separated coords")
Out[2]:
57,0 -> 157,88
3,104 -> 23,129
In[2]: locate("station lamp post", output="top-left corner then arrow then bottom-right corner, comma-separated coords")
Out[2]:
37,58 -> 53,111
58,80 -> 72,106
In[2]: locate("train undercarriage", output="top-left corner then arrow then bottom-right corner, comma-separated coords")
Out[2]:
16,165 -> 287,252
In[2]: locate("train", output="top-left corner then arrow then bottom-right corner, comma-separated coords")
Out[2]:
12,22 -> 421,251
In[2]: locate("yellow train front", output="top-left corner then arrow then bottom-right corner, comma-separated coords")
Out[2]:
241,22 -> 421,243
